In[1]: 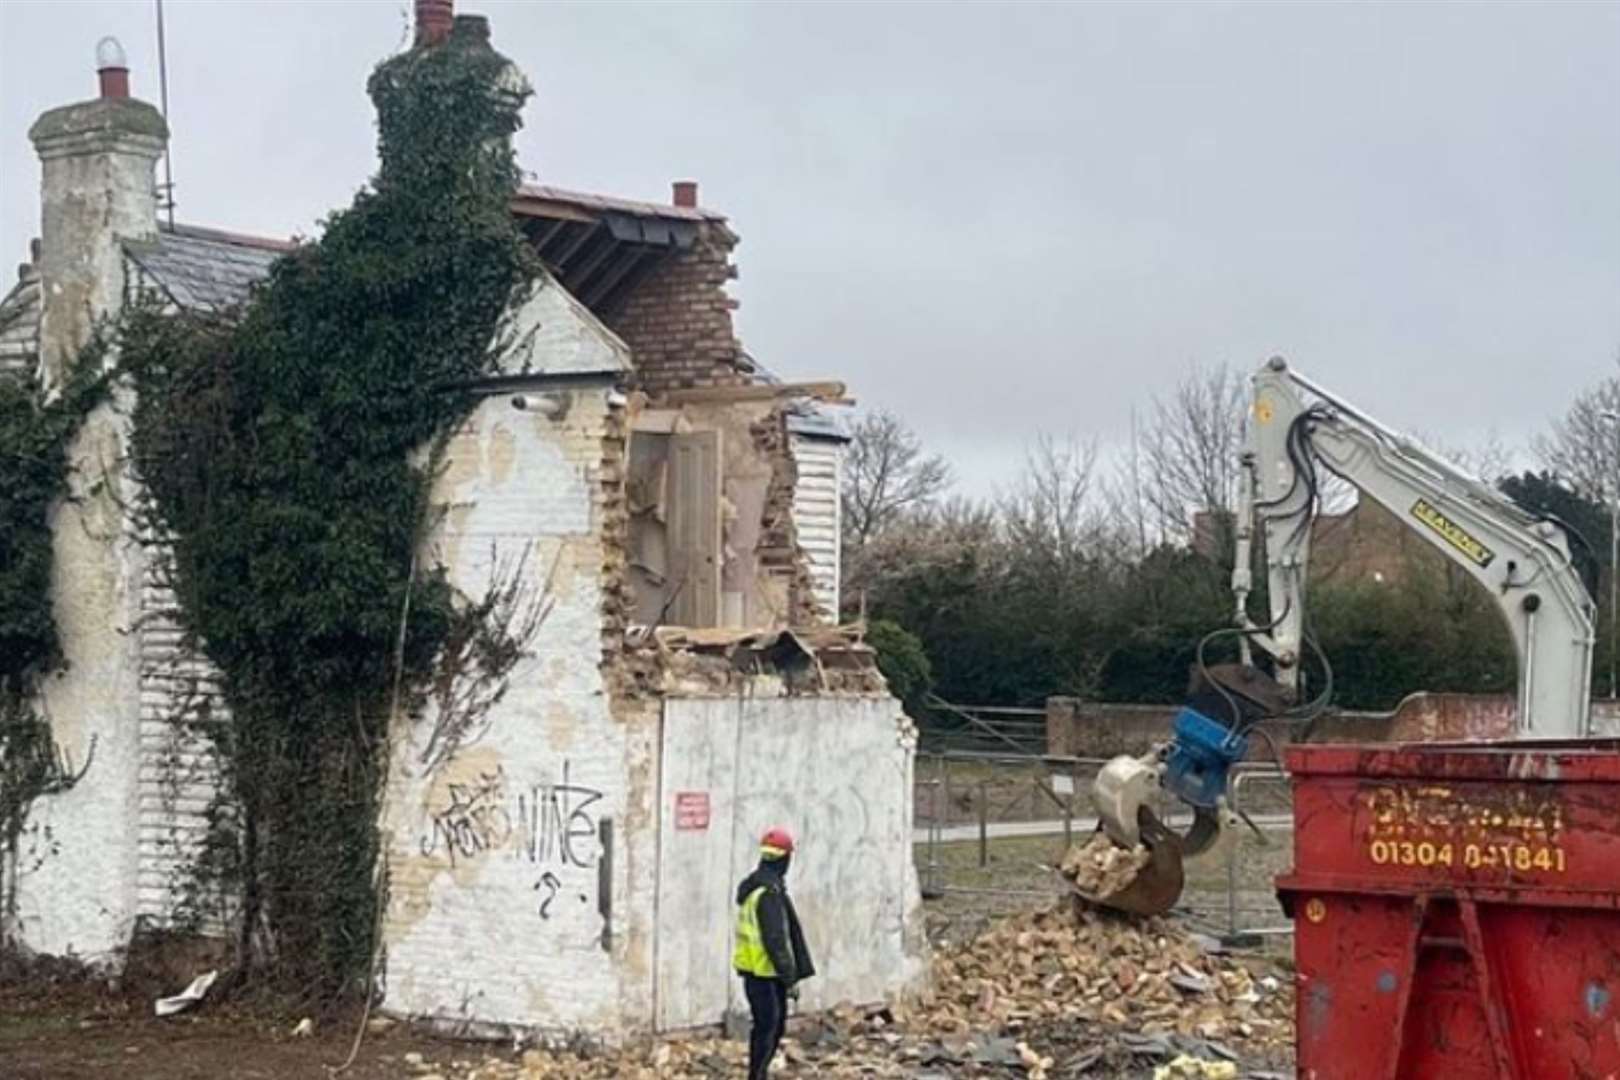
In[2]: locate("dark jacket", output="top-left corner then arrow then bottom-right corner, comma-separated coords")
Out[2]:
735,858 -> 816,985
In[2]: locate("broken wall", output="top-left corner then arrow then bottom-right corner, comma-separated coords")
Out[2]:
626,398 -> 822,631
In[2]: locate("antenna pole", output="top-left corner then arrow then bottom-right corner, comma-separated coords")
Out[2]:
155,0 -> 175,228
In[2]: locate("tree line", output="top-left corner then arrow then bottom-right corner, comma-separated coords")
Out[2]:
842,359 -> 1619,717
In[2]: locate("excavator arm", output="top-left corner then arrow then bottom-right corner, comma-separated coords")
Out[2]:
1238,357 -> 1596,737
1079,357 -> 1598,917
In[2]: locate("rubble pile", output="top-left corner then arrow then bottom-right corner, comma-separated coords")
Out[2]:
429,890 -> 1292,1078
925,906 -> 1291,1054
1060,831 -> 1153,898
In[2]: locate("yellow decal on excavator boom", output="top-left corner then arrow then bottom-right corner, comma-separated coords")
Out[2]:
1410,499 -> 1496,568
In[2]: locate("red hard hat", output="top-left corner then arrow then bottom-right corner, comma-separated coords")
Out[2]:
760,826 -> 795,857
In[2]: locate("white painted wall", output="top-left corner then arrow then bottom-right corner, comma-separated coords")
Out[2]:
655,694 -> 926,1031
13,96 -> 166,963
378,376 -> 660,1034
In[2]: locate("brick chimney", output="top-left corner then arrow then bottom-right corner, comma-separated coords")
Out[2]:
28,36 -> 167,387
672,180 -> 699,208
416,0 -> 454,47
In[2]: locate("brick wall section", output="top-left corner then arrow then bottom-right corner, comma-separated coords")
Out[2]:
1044,693 -> 1519,761
604,222 -> 749,394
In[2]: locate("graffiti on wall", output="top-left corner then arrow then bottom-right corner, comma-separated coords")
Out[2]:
419,761 -> 605,921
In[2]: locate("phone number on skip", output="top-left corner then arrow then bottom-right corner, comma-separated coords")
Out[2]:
1366,839 -> 1567,873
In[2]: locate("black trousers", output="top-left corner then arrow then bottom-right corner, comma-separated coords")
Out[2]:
742,974 -> 788,1079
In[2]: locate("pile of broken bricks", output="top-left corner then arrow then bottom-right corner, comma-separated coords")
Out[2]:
1060,830 -> 1155,898
426,894 -> 1292,1080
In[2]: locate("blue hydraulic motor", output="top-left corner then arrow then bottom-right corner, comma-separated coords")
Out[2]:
1161,706 -> 1249,810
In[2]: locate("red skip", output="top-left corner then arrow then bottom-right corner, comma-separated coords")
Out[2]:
1277,740 -> 1620,1078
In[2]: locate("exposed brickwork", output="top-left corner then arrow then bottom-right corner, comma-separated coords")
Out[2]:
750,408 -> 822,626
604,223 -> 750,394
597,389 -> 636,688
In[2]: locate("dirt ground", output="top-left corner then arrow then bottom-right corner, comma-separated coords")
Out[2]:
0,967 -> 480,1080
4,829 -> 1296,1079
1,957 -> 1288,1080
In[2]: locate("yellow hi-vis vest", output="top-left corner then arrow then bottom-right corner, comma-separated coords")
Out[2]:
733,886 -> 777,977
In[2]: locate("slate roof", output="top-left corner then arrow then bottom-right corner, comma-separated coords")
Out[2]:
748,352 -> 850,442
0,266 -> 41,380
126,224 -> 293,311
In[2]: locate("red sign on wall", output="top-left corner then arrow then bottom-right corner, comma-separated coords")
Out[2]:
675,792 -> 711,831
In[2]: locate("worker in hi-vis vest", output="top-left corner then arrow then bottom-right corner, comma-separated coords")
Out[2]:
732,826 -> 815,1080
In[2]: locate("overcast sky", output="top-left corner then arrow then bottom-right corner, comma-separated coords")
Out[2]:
3,0 -> 1617,496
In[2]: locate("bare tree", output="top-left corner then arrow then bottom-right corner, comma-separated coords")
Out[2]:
842,409 -> 952,547
1535,355 -> 1620,501
1001,434 -> 1103,565
1136,363 -> 1248,549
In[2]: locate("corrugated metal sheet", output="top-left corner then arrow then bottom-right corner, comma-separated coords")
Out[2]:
790,435 -> 842,619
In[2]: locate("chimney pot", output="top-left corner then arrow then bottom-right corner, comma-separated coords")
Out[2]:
672,180 -> 699,208
96,36 -> 130,99
416,0 -> 454,46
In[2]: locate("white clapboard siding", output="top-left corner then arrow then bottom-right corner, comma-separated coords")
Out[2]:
789,434 -> 842,619
134,500 -> 233,931
0,269 -> 41,381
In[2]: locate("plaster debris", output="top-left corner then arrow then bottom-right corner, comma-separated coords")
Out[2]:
152,970 -> 217,1018
1154,1055 -> 1240,1080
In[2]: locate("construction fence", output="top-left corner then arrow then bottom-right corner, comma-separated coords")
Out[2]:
912,700 -> 1295,944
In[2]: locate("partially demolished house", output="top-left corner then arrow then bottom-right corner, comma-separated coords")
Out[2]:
1,2 -> 925,1037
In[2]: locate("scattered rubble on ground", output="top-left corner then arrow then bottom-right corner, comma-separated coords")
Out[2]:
1060,831 -> 1153,899
428,883 -> 1293,1079
1154,1055 -> 1239,1080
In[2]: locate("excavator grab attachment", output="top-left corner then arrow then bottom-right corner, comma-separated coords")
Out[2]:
1078,665 -> 1278,916
1065,806 -> 1186,917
